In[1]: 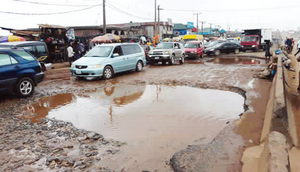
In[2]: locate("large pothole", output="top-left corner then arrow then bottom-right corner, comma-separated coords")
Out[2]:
22,84 -> 245,171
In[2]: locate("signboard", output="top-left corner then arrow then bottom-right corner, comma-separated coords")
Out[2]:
167,18 -> 174,26
187,22 -> 194,29
66,28 -> 75,41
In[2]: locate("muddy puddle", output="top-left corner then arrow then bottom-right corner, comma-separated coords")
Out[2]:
207,57 -> 261,65
23,84 -> 245,171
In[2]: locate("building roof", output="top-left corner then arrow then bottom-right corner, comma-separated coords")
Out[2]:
38,24 -> 66,29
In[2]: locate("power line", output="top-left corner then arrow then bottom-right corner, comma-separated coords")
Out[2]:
163,4 -> 300,12
12,0 -> 98,7
105,2 -> 152,20
0,4 -> 101,15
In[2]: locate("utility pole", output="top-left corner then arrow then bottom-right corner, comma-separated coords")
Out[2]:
193,13 -> 201,34
199,21 -> 205,35
154,0 -> 156,36
103,0 -> 106,34
209,23 -> 213,36
158,5 -> 163,39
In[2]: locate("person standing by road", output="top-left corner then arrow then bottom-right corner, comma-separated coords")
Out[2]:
265,41 -> 271,63
294,39 -> 300,59
67,43 -> 75,66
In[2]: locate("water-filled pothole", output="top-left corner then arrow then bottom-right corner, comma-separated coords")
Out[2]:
23,84 -> 245,170
207,57 -> 261,64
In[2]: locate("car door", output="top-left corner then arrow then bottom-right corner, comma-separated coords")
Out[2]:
121,44 -> 139,70
35,45 -> 49,62
174,43 -> 181,58
220,43 -> 230,53
0,53 -> 19,91
110,46 -> 127,73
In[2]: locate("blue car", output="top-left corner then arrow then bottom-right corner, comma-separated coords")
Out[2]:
70,43 -> 146,80
0,48 -> 44,97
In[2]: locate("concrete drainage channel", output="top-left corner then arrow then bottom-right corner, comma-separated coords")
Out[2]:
241,50 -> 300,172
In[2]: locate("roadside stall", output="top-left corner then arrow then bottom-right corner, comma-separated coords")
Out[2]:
38,24 -> 68,63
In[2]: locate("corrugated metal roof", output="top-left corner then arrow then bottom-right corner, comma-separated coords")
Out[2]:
38,24 -> 66,29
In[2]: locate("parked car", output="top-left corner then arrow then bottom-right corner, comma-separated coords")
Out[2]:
70,43 -> 146,80
0,48 -> 45,97
227,38 -> 241,45
184,41 -> 205,59
0,41 -> 49,62
204,42 -> 241,56
148,42 -> 185,65
205,40 -> 226,48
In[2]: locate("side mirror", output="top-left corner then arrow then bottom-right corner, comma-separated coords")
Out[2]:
112,53 -> 119,57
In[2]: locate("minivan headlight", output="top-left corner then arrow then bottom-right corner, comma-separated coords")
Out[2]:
71,64 -> 75,68
88,65 -> 101,68
149,51 -> 153,54
163,51 -> 170,54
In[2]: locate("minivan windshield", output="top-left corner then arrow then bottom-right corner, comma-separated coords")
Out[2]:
84,46 -> 113,57
184,43 -> 198,48
155,43 -> 173,49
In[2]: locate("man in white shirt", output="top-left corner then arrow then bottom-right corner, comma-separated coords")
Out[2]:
67,43 -> 75,66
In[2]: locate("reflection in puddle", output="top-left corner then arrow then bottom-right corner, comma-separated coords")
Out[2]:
207,57 -> 261,65
23,85 -> 245,171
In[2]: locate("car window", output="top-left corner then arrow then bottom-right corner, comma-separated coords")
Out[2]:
113,46 -> 124,56
177,43 -> 181,49
12,50 -> 36,61
121,45 -> 134,55
132,45 -> 142,53
22,46 -> 36,55
0,54 -> 13,66
10,57 -> 18,64
36,45 -> 47,54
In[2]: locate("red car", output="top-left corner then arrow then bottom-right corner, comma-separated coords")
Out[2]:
184,41 -> 205,59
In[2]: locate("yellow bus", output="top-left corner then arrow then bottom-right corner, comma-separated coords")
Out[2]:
183,35 -> 204,42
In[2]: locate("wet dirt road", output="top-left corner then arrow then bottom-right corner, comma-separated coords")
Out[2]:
0,53 -> 272,172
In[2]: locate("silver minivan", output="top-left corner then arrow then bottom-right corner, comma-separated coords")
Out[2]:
70,43 -> 146,79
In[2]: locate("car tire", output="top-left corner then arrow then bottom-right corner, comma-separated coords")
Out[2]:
180,54 -> 185,65
234,49 -> 240,54
16,77 -> 35,97
103,66 -> 114,80
169,54 -> 175,65
215,50 -> 220,56
136,61 -> 143,72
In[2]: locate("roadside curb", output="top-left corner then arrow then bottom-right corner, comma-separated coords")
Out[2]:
241,51 -> 289,172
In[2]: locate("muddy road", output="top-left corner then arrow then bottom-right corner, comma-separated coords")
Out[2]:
0,53 -> 272,172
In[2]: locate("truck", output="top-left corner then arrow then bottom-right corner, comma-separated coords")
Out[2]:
241,29 -> 272,52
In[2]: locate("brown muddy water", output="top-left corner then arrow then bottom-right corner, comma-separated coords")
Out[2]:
23,84 -> 245,171
207,57 -> 261,65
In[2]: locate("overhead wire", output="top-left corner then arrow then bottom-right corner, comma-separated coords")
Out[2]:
0,4 -> 101,15
12,0 -> 99,7
105,2 -> 152,21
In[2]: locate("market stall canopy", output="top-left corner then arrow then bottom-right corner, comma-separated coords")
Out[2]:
91,36 -> 112,43
104,34 -> 120,41
0,35 -> 26,43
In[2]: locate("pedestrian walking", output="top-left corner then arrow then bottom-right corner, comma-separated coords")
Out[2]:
294,39 -> 300,59
67,43 -> 75,66
265,41 -> 271,63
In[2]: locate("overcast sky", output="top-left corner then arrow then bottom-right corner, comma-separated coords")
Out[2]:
1,0 -> 300,36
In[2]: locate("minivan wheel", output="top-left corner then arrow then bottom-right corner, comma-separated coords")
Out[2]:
136,61 -> 143,72
16,77 -> 35,97
215,50 -> 220,56
170,54 -> 175,65
234,49 -> 240,54
103,66 -> 114,80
